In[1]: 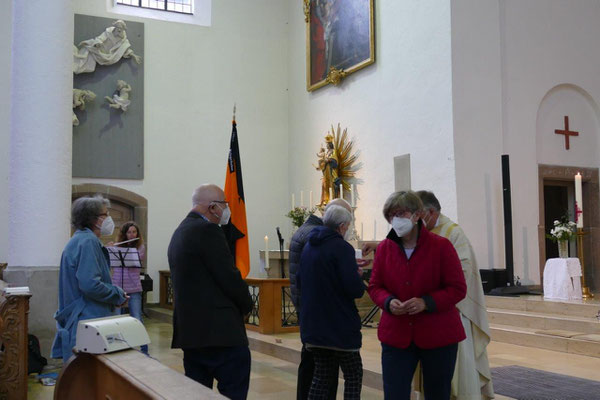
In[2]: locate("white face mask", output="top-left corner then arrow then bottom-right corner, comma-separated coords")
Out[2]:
343,225 -> 353,241
215,204 -> 231,225
391,216 -> 415,237
97,216 -> 115,236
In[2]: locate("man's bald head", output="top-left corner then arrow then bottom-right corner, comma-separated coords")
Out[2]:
191,184 -> 228,224
326,198 -> 352,213
192,184 -> 225,207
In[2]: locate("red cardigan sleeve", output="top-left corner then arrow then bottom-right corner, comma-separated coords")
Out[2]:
428,239 -> 467,312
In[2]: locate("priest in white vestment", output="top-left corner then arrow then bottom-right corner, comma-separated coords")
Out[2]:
417,190 -> 494,400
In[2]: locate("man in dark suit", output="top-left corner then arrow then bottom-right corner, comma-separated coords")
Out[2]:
168,184 -> 253,400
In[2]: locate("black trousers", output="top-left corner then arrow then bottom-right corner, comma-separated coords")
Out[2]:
183,345 -> 251,400
381,342 -> 458,400
297,345 -> 339,400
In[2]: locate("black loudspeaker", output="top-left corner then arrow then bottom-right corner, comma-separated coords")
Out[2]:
501,154 -> 515,286
480,269 -> 509,293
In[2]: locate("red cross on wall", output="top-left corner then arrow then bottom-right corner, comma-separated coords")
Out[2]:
554,116 -> 579,150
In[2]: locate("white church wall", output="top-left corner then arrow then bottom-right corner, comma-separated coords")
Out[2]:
452,0 -> 600,284
537,85 -> 600,167
451,1 -> 505,272
0,2 -> 11,261
72,0 -> 290,301
286,1 -> 457,240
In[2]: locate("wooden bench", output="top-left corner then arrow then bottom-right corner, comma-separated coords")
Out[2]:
54,350 -> 226,399
0,282 -> 32,400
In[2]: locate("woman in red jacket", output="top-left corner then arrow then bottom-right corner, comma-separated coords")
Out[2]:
367,191 -> 467,399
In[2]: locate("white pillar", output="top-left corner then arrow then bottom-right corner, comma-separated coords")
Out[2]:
9,0 -> 73,267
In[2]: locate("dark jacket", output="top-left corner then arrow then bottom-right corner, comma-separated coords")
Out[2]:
289,214 -> 323,309
298,226 -> 366,350
367,225 -> 467,350
168,212 -> 253,349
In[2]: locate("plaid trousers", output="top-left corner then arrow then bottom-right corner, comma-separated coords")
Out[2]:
308,348 -> 363,400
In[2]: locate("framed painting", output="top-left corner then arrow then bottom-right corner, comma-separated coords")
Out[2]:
305,0 -> 375,91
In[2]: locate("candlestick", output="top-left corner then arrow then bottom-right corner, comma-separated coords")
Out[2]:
340,184 -> 343,199
309,191 -> 313,209
329,187 -> 333,202
576,228 -> 593,298
291,193 -> 295,209
575,173 -> 583,228
300,190 -> 304,207
373,220 -> 377,240
264,235 -> 269,269
351,184 -> 355,207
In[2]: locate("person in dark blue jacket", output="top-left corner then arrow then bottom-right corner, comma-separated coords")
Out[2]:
298,205 -> 366,400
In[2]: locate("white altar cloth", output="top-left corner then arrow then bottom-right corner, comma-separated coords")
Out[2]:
543,258 -> 582,300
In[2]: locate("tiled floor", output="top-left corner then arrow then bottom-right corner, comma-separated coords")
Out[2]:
28,315 -> 600,399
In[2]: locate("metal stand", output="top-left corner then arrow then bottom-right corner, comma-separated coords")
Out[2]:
361,306 -> 379,327
576,228 -> 594,299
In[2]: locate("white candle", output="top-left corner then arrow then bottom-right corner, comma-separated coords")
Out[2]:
309,191 -> 313,209
329,187 -> 333,201
340,184 -> 343,199
351,184 -> 355,207
373,220 -> 377,240
361,222 -> 364,240
575,173 -> 583,228
300,190 -> 304,207
264,235 -> 269,269
291,193 -> 295,209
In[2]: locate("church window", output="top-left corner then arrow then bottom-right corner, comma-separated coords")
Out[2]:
117,0 -> 193,15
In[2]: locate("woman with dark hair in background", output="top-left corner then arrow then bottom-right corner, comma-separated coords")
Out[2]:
111,221 -> 148,354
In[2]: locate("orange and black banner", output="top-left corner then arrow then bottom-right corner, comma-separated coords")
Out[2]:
224,120 -> 250,278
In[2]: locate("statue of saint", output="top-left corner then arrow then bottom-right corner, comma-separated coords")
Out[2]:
73,20 -> 142,74
316,134 -> 340,205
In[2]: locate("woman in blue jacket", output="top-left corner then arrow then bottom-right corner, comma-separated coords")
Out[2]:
51,195 -> 128,359
298,205 -> 366,400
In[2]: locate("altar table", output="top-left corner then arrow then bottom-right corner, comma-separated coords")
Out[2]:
543,258 -> 582,300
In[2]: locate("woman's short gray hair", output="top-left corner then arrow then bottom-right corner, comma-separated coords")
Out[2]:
71,195 -> 110,230
323,205 -> 352,231
382,191 -> 423,222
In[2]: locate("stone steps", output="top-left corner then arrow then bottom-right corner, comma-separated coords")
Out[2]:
485,295 -> 600,357
485,295 -> 599,318
488,308 -> 600,333
489,323 -> 600,358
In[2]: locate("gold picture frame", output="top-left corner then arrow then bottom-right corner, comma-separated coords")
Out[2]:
305,0 -> 375,92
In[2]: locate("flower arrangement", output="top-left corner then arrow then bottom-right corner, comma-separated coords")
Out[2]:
286,206 -> 317,228
546,215 -> 576,242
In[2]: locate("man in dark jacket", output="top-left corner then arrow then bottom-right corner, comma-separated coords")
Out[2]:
289,198 -> 353,400
168,184 -> 253,400
298,205 -> 366,400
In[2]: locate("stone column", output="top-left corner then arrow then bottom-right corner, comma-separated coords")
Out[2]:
6,0 -> 73,357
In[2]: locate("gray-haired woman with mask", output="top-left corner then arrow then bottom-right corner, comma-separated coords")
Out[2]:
367,191 -> 466,399
51,195 -> 129,359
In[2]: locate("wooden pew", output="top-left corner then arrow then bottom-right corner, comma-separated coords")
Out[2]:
0,286 -> 32,400
55,350 -> 226,399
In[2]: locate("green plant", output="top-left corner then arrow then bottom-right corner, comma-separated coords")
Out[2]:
546,214 -> 576,242
286,206 -> 316,228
